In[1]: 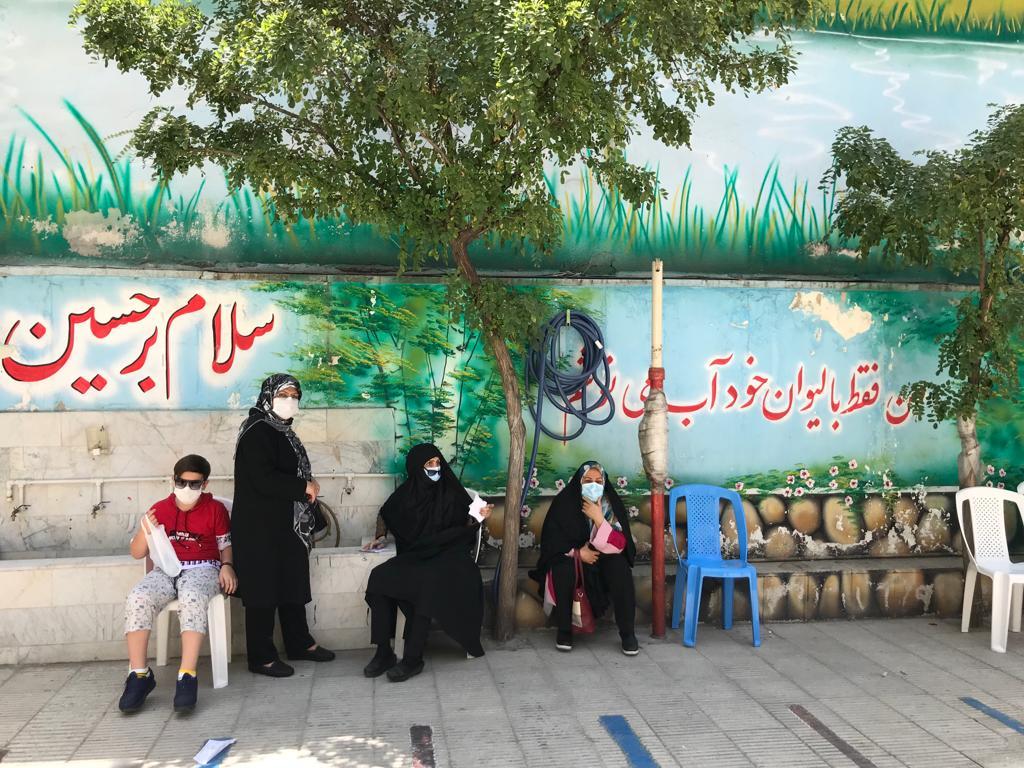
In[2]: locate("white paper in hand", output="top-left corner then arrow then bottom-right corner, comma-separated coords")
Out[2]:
143,516 -> 182,577
465,489 -> 488,523
194,737 -> 236,765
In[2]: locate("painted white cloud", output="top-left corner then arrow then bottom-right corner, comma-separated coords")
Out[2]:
789,291 -> 872,340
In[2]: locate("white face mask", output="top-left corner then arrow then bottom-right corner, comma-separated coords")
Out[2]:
425,468 -> 441,482
173,486 -> 202,506
272,396 -> 300,420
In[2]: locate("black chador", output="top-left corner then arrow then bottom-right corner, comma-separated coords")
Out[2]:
363,444 -> 485,680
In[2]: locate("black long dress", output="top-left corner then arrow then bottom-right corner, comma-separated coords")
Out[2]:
232,419 -> 311,607
530,460 -> 637,619
365,444 -> 484,656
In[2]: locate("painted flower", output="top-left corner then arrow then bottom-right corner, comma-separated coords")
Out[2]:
664,478 -> 675,489
735,481 -> 744,491
782,487 -> 793,497
554,479 -> 565,491
829,465 -> 839,477
848,459 -> 858,470
805,478 -> 815,489
529,476 -> 540,489
829,479 -> 838,490
794,487 -> 805,497
628,506 -> 640,519
519,532 -> 535,548
997,482 -> 1005,489
520,505 -> 531,518
986,464 -> 995,476
849,479 -> 859,489
616,476 -> 628,488
883,477 -> 893,490
786,474 -> 795,485
986,480 -> 994,487
999,468 -> 1007,478
799,469 -> 810,479
844,495 -> 853,506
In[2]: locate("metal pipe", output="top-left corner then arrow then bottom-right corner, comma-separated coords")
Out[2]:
5,472 -> 396,502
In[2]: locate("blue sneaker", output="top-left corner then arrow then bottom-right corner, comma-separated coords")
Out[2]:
173,673 -> 198,713
118,669 -> 156,713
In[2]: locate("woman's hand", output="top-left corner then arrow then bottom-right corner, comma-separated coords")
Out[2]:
582,499 -> 605,526
219,564 -> 238,594
480,503 -> 494,520
578,545 -> 600,565
305,479 -> 320,502
361,536 -> 387,552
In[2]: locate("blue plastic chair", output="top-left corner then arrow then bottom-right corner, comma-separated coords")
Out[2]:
668,484 -> 761,647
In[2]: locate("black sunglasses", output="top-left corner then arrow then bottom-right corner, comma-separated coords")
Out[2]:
173,477 -> 204,490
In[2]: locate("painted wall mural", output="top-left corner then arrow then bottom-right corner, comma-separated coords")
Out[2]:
2,2 -> 1024,277
3,272 -> 1024,514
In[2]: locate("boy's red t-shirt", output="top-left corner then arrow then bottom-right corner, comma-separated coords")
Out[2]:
151,492 -> 231,564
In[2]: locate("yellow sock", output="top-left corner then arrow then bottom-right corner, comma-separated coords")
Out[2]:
177,668 -> 196,680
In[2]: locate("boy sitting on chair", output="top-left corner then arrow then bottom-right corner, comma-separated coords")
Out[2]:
119,454 -> 235,714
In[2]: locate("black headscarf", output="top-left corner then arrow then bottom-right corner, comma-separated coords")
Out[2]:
380,443 -> 474,557
532,459 -> 636,586
236,373 -> 317,549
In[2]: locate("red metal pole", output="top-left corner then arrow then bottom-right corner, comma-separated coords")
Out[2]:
648,365 -> 666,638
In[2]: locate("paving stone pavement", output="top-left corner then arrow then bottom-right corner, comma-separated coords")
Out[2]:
1,618 -> 1023,767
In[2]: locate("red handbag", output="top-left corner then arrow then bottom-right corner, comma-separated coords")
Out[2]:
571,549 -> 597,634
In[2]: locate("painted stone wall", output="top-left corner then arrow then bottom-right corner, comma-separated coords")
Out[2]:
2,2 -> 1024,279
3,272 -> 1023,563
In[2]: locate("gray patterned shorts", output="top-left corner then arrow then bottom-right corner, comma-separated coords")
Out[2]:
124,566 -> 221,634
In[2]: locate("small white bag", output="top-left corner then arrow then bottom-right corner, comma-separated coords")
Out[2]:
142,515 -> 182,577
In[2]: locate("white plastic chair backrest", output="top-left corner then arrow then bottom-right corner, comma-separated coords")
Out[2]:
1018,482 -> 1024,496
955,487 -> 1016,568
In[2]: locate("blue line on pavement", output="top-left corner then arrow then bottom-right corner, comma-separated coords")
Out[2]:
598,715 -> 660,768
961,697 -> 1024,735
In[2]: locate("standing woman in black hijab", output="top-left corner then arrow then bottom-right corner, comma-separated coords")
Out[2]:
362,443 -> 489,682
232,373 -> 335,677
530,460 -> 638,655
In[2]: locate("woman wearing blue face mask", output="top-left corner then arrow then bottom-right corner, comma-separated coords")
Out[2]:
530,461 -> 638,655
362,443 -> 489,681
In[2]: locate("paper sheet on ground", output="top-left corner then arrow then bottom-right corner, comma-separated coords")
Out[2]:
194,737 -> 236,765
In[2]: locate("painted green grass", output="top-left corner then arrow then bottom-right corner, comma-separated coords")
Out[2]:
0,102 -> 844,271
811,0 -> 1024,41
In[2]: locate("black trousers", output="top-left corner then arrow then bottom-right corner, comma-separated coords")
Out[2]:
245,603 -> 316,667
367,592 -> 431,661
549,552 -> 635,635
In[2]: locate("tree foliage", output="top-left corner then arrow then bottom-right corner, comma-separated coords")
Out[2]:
822,105 -> 1024,428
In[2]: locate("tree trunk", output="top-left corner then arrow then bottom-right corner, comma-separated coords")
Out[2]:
956,413 -> 984,628
451,233 -> 525,641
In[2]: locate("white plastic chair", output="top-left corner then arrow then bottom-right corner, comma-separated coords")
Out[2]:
955,487 -> 1024,652
148,496 -> 233,688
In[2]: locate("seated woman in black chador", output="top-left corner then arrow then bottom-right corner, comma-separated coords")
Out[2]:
530,460 -> 638,655
362,443 -> 489,682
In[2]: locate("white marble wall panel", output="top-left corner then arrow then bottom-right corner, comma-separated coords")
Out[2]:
0,407 -> 396,556
0,548 -> 389,664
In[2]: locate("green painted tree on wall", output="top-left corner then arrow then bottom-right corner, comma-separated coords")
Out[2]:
72,0 -> 818,638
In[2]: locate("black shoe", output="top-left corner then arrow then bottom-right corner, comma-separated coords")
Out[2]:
248,660 -> 294,678
363,650 -> 398,678
173,673 -> 198,713
621,634 -> 639,656
556,630 -> 573,652
288,645 -> 336,662
118,669 -> 156,713
386,658 -> 425,682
